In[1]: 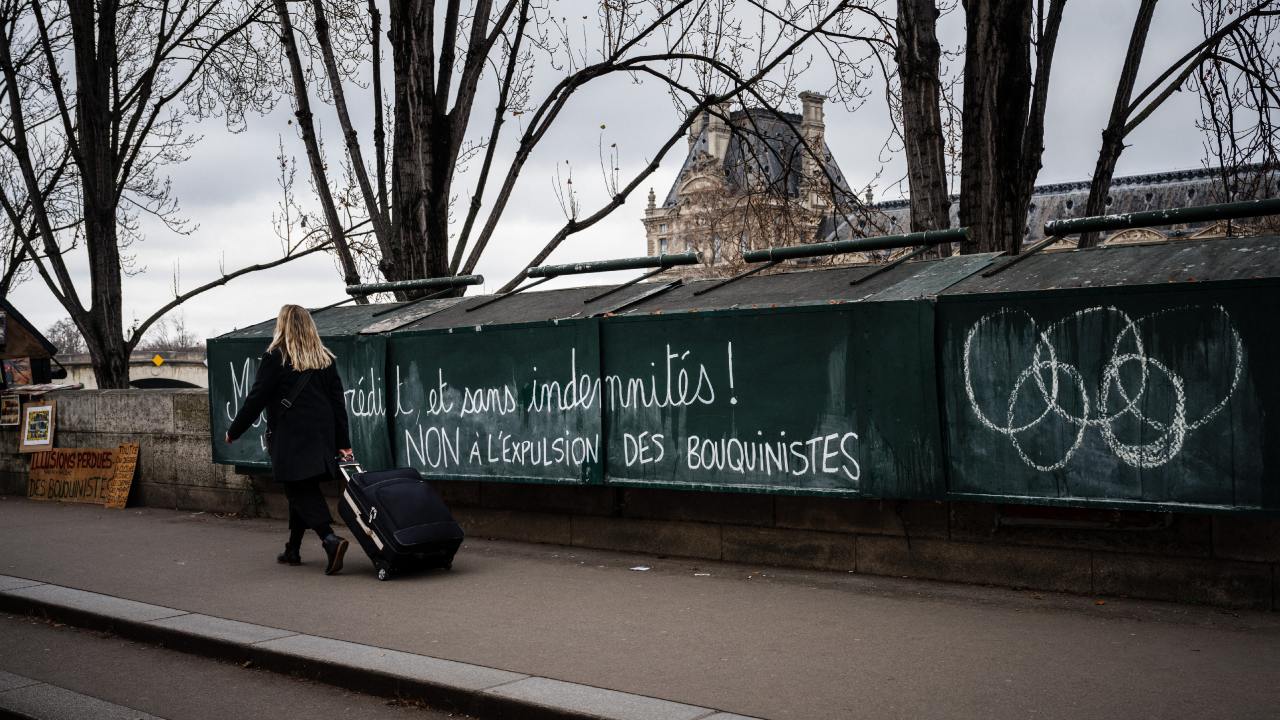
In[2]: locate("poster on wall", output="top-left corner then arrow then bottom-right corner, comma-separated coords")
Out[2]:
0,395 -> 19,426
3,358 -> 33,386
19,399 -> 55,453
27,443 -> 139,508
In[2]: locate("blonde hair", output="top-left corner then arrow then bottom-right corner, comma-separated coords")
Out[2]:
267,304 -> 335,371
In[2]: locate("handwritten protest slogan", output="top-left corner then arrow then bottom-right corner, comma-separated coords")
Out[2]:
214,312 -> 874,492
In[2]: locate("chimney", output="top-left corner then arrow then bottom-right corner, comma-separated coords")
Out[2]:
706,101 -> 731,160
798,91 -> 827,199
799,91 -> 826,130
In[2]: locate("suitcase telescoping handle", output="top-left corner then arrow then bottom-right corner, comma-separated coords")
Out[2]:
338,460 -> 364,483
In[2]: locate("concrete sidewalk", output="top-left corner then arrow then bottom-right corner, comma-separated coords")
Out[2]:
1,497 -> 1278,720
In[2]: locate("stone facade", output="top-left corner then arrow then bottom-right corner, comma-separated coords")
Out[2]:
2,389 -> 1278,611
646,95 -> 1277,275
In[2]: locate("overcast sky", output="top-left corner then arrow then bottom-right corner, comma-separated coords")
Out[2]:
7,0 -> 1213,341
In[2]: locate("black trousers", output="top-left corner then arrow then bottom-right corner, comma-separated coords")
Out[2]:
283,475 -> 334,535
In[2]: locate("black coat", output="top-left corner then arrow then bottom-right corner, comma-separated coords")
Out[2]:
228,349 -> 351,483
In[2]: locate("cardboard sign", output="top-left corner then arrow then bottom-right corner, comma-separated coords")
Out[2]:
106,443 -> 139,509
28,444 -> 139,508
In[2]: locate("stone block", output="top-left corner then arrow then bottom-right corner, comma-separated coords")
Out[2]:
622,488 -> 774,527
96,390 -> 174,434
433,480 -> 480,507
856,536 -> 1092,593
0,683 -> 164,720
479,482 -> 616,516
0,670 -> 39,693
1213,516 -> 1280,563
146,613 -> 297,645
135,434 -> 222,488
173,391 -> 211,435
453,508 -> 572,545
133,481 -> 249,515
987,510 -> 1213,558
571,516 -> 721,560
1093,553 -> 1273,609
47,390 -> 97,431
1,584 -> 187,623
775,496 -> 948,538
0,471 -> 25,496
482,677 -> 710,720
721,526 -> 855,571
948,502 -> 999,541
254,633 -> 526,691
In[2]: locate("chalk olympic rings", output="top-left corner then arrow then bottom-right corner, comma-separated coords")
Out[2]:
962,305 -> 1243,471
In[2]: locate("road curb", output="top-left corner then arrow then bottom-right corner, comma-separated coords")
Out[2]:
0,576 -> 756,720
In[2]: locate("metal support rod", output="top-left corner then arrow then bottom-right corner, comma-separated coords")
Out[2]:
527,252 -> 700,278
346,274 -> 484,296
692,260 -> 781,296
583,267 -> 669,304
981,235 -> 1063,278
1043,197 -> 1280,237
465,276 -> 553,312
598,279 -> 684,315
310,295 -> 363,315
743,227 -> 967,264
369,286 -> 457,318
849,245 -> 935,286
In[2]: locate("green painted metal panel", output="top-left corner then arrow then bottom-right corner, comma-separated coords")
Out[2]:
206,333 -> 393,471
938,284 -> 1280,510
602,303 -> 944,497
386,321 -> 603,484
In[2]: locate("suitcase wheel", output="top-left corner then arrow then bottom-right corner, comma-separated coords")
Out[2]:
377,567 -> 390,581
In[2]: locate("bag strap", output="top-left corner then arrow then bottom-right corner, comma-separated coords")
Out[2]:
279,371 -> 313,412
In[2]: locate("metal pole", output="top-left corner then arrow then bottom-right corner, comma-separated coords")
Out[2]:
981,235 -> 1063,278
1043,197 -> 1280,237
848,245 -> 935,286
527,252 -> 700,278
583,266 -> 670,304
692,260 -> 781,296
345,274 -> 484,296
742,227 -> 967,264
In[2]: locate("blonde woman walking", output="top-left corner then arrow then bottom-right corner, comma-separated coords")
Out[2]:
226,304 -> 352,574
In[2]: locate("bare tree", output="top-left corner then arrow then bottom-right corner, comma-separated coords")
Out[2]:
1079,0 -> 1278,247
1192,0 -> 1280,231
44,317 -> 85,354
0,0 -> 332,387
957,0 -> 1065,254
893,0 -> 951,235
276,0 -> 894,295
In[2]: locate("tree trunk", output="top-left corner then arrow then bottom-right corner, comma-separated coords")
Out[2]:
68,0 -> 130,388
387,0 -> 450,294
1080,0 -> 1159,248
959,0 -> 1033,255
897,0 -> 951,241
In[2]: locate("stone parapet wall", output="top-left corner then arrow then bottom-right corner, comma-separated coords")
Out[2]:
1,389 -> 1276,611
0,389 -> 258,514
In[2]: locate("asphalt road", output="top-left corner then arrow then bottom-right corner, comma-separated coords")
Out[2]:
1,497 -> 1278,719
0,612 -> 464,719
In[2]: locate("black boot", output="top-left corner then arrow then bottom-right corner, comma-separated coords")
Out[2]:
277,543 -> 301,566
321,534 -> 348,575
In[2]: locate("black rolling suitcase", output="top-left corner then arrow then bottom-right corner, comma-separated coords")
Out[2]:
337,463 -> 464,581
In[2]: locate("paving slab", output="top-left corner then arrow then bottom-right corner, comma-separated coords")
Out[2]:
145,613 -> 298,645
0,584 -> 187,623
482,677 -> 713,720
254,633 -> 528,691
0,574 -> 43,592
0,681 -> 165,720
